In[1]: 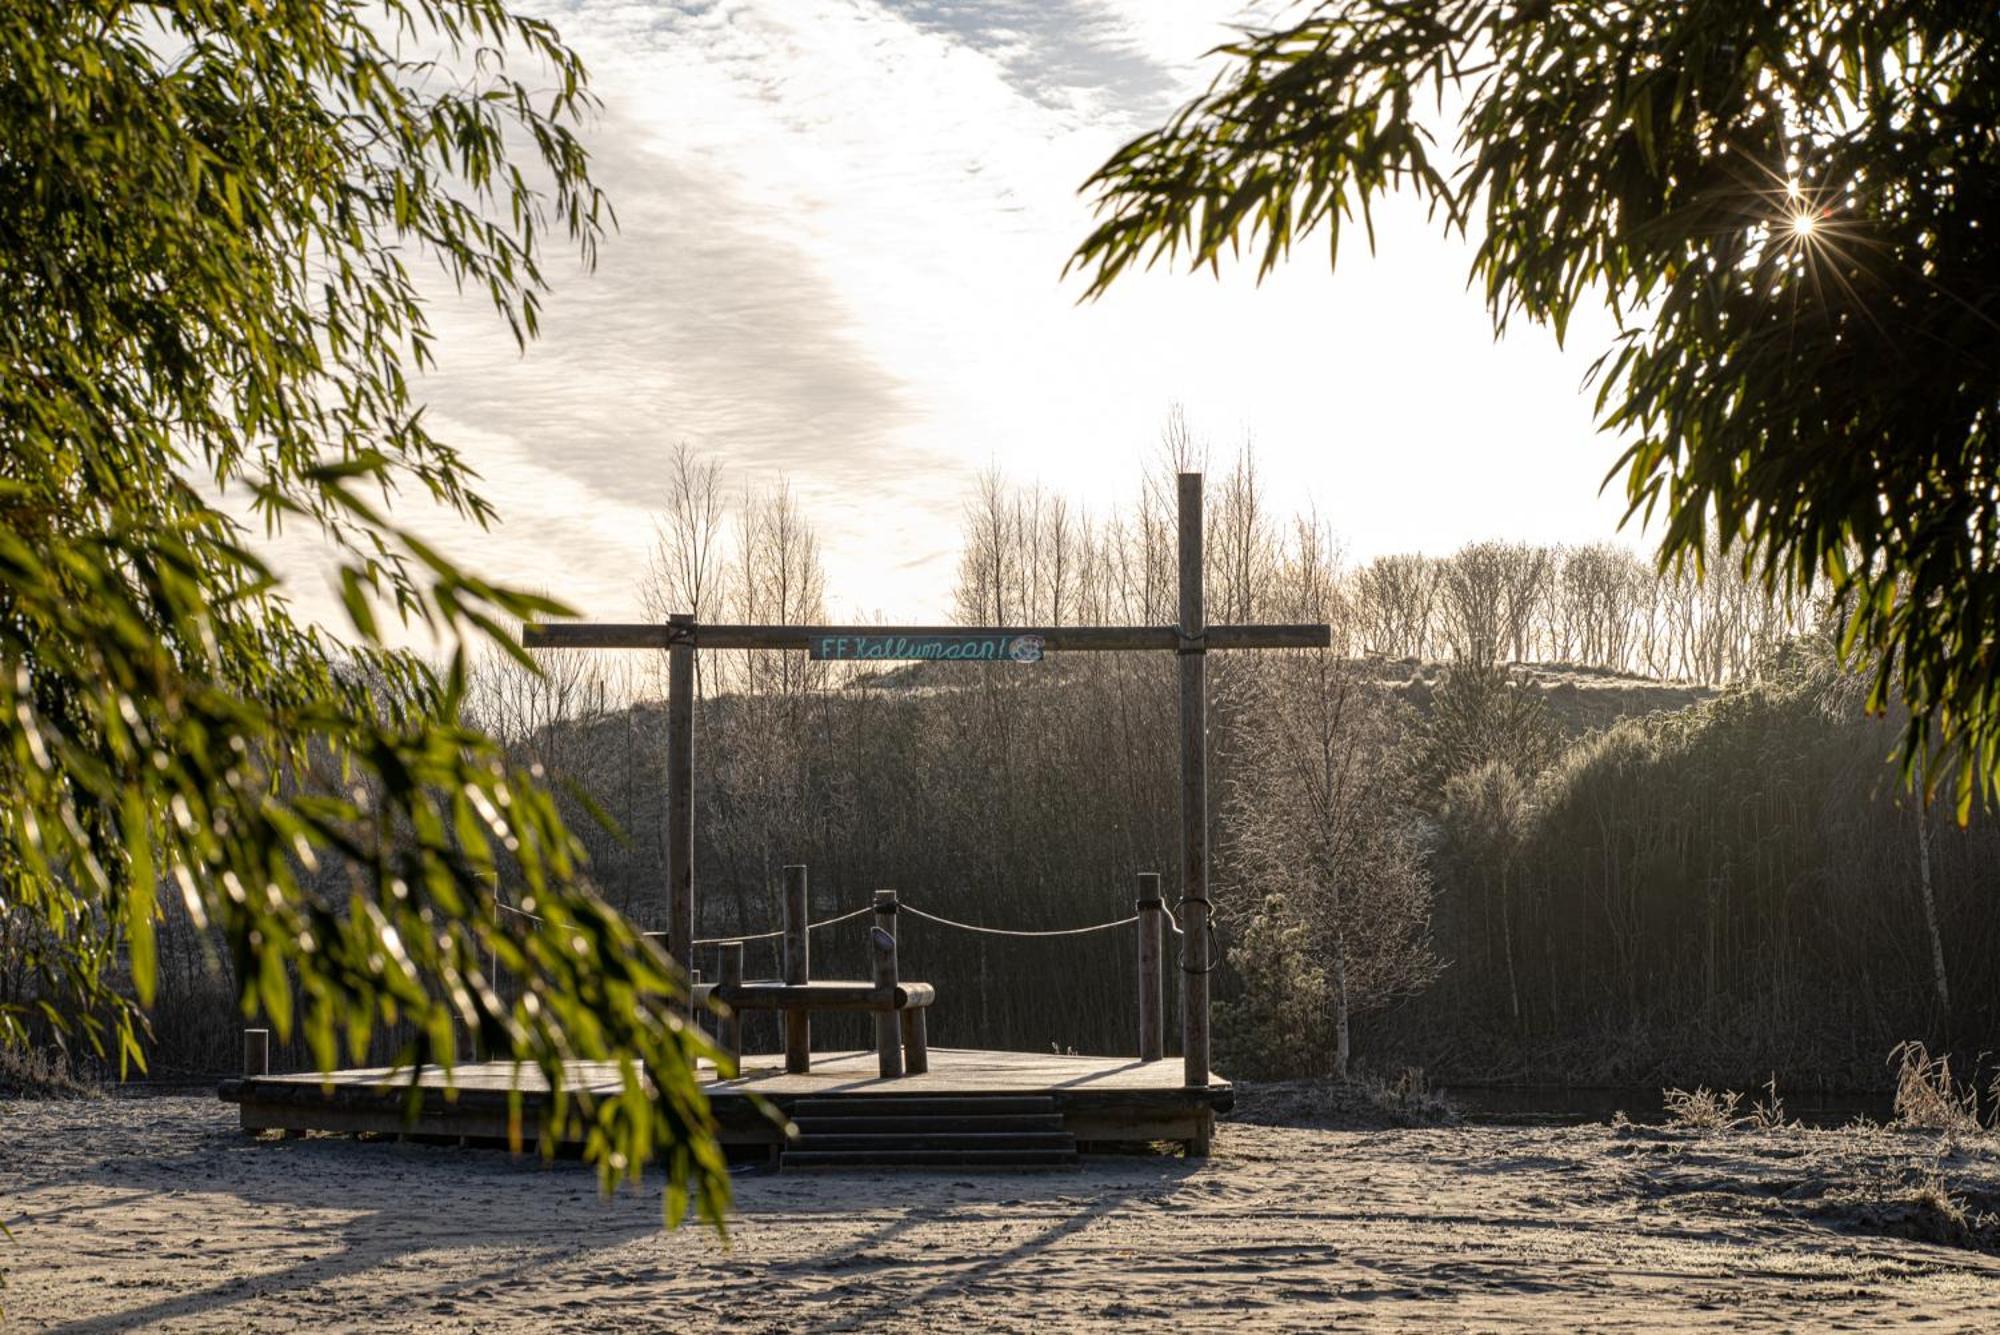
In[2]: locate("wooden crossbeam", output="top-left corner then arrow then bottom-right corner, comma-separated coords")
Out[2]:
522,621 -> 1330,652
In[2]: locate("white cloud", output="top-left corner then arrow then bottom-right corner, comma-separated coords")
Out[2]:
270,0 -> 1648,644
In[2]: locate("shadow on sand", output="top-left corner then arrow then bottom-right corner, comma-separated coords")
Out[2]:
25,1110 -> 1201,1333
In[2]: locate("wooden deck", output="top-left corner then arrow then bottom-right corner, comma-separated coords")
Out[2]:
219,1048 -> 1230,1153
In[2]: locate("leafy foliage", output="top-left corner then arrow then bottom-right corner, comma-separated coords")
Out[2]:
0,1 -> 727,1225
1070,2 -> 2000,815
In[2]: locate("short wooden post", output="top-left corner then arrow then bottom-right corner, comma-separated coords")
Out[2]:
688,965 -> 708,1052
782,864 -> 811,1074
871,890 -> 903,1079
899,1006 -> 929,1076
1136,871 -> 1165,1063
243,1028 -> 270,1078
717,940 -> 743,1073
1178,474 -> 1213,1124
666,612 -> 696,983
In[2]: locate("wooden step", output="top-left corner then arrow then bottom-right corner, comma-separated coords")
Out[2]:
795,1131 -> 1075,1152
789,1113 -> 1065,1135
782,1148 -> 1078,1170
780,1093 -> 1078,1171
789,1095 -> 1056,1119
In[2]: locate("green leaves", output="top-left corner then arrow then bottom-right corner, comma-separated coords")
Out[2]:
1068,2 -> 1472,301
1071,0 -> 2000,816
0,1 -> 727,1228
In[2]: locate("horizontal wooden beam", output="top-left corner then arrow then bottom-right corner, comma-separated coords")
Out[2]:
692,980 -> 936,1012
522,622 -> 1332,652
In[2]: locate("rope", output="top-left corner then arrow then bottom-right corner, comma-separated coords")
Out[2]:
690,905 -> 872,947
495,900 -> 872,945
499,898 -> 1161,945
899,903 -> 1139,938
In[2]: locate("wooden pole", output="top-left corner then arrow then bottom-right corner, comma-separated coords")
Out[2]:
1178,472 -> 1212,1100
479,877 -> 498,1064
717,940 -> 743,1073
782,864 -> 811,1074
666,612 -> 696,982
1136,871 -> 1164,1063
871,890 -> 904,1079
243,1028 -> 269,1078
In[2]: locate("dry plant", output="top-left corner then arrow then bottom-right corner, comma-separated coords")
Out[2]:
1662,1085 -> 1746,1131
1369,1066 -> 1458,1126
0,1045 -> 99,1099
1889,1041 -> 1989,1135
1909,1169 -> 1972,1234
1660,1075 -> 1797,1134
1747,1074 -> 1794,1131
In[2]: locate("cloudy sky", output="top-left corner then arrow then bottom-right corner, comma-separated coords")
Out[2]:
277,0 -> 1643,636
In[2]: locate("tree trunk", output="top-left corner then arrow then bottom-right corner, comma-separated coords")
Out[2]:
1916,808 -> 1951,1022
1500,863 -> 1522,1029
1331,930 -> 1351,1080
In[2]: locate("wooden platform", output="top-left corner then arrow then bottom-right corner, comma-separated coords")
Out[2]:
219,1048 -> 1231,1154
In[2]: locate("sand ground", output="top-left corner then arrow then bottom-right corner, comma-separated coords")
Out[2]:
3,1093 -> 1997,1331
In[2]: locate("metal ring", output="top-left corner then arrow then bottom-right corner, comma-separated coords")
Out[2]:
1174,895 -> 1219,974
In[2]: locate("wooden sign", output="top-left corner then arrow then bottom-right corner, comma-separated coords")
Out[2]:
808,632 -> 1045,663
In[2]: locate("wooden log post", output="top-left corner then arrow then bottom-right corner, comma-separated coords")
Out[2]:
244,1028 -> 270,1078
666,612 -> 696,993
782,864 -> 811,1074
716,941 -> 743,1074
479,879 -> 498,1063
1136,871 -> 1165,1063
880,882 -> 928,1074
1178,472 -> 1213,1106
871,890 -> 904,1079
900,995 -> 930,1076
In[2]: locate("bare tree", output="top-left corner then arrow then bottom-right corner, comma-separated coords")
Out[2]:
735,478 -> 828,698
1209,445 -> 1279,625
1353,554 -> 1440,659
1221,652 -> 1437,1077
955,467 -> 1019,625
641,441 -> 729,624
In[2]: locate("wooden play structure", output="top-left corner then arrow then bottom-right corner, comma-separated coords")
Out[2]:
221,473 -> 1329,1167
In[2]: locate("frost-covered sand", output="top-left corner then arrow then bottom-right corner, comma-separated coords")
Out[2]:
4,1093 -> 1997,1331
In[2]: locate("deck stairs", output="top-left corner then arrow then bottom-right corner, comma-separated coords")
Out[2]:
779,1094 -> 1078,1171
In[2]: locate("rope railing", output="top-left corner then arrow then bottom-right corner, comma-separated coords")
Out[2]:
899,902 -> 1138,938
493,899 -> 875,944
495,897 -> 1169,943
687,905 -> 872,947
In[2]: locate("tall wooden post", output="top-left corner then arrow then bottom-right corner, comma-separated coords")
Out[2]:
716,940 -> 743,1073
243,1027 -> 270,1078
1136,871 -> 1165,1062
871,890 -> 904,1079
782,864 -> 811,1074
477,883 -> 497,1063
1178,473 -> 1212,1096
666,612 -> 696,977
